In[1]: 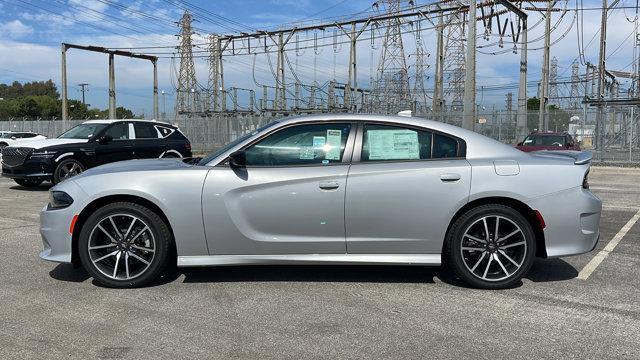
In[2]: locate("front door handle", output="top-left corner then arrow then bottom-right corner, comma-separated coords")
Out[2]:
319,180 -> 340,190
440,173 -> 461,182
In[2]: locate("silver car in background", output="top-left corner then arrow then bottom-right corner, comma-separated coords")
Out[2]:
40,114 -> 601,289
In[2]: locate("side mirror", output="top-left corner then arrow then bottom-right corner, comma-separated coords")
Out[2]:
97,134 -> 113,144
228,150 -> 246,168
10,136 -> 16,140
516,141 -> 523,146
567,141 -> 575,147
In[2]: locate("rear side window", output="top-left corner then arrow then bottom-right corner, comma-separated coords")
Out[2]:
134,123 -> 159,139
156,126 -> 175,138
104,123 -> 130,140
433,133 -> 459,158
362,124 -> 431,161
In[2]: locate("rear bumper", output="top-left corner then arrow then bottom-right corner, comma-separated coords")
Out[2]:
529,187 -> 602,258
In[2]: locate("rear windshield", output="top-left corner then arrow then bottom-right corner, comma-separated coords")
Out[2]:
523,135 -> 565,147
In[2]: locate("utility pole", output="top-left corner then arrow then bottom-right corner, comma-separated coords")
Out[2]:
77,83 -> 89,106
61,44 -> 68,127
538,0 -> 552,132
108,53 -> 116,119
462,0 -> 477,130
432,7 -> 445,121
595,0 -> 608,159
161,90 -> 167,120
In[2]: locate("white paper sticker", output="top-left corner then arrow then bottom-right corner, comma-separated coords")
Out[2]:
299,146 -> 315,159
313,136 -> 326,148
325,129 -> 342,160
367,129 -> 419,160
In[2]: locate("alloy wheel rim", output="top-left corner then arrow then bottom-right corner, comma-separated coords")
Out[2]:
459,215 -> 527,282
88,214 -> 156,281
59,162 -> 83,181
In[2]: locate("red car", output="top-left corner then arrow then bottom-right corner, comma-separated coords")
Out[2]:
516,132 -> 581,152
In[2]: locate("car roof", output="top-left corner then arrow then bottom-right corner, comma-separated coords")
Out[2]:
82,119 -> 175,127
528,132 -> 567,136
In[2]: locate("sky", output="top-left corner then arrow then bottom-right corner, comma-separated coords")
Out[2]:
0,0 -> 638,117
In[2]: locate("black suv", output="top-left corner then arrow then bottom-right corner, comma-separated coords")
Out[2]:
1,120 -> 191,187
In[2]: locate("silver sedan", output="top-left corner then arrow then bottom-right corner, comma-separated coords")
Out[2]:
40,115 -> 601,289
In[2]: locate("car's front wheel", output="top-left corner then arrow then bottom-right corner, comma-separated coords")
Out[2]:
53,159 -> 84,184
78,202 -> 172,288
444,204 -> 536,289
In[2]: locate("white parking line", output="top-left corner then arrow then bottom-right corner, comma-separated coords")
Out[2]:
577,209 -> 640,280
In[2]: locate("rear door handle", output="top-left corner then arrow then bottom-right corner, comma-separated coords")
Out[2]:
319,180 -> 340,190
440,173 -> 461,182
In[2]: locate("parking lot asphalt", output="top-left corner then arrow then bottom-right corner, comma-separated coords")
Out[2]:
0,167 -> 638,359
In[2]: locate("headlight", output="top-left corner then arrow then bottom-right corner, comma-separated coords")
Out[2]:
31,150 -> 55,159
48,191 -> 73,209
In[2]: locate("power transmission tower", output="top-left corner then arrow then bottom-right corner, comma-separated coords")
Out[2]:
569,61 -> 580,109
411,21 -> 430,115
208,34 -> 224,112
549,57 -> 558,107
374,0 -> 411,114
77,83 -> 89,106
175,11 -> 199,117
443,8 -> 466,114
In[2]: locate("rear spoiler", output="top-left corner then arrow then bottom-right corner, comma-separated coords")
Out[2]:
531,150 -> 592,165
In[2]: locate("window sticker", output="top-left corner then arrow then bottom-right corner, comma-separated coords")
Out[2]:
325,129 -> 342,160
367,129 -> 419,160
299,146 -> 315,159
313,136 -> 326,149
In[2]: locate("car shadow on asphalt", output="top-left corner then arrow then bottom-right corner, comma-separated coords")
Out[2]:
9,184 -> 52,192
48,258 -> 578,289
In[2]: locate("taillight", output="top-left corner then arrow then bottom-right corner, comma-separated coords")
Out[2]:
582,170 -> 590,189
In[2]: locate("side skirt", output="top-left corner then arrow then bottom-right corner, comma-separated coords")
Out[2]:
177,254 -> 441,267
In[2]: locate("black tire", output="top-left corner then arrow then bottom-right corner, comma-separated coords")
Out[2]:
160,151 -> 182,159
14,178 -> 43,187
53,158 -> 85,184
443,204 -> 536,289
0,142 -> 8,150
78,202 -> 172,288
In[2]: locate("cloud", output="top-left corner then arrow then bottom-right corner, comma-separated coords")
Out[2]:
0,20 -> 34,39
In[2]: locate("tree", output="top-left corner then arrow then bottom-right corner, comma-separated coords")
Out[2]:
526,97 -> 571,132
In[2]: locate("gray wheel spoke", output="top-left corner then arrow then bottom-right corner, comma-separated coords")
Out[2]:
482,254 -> 494,279
129,252 -> 150,265
498,250 -> 520,267
482,217 -> 490,241
97,224 -> 118,243
464,234 -> 486,244
131,244 -> 154,253
500,241 -> 526,249
470,252 -> 487,272
108,216 -> 122,240
495,216 -> 500,239
125,252 -> 130,279
112,251 -> 121,278
494,255 -> 510,277
123,217 -> 137,239
128,226 -> 149,244
497,229 -> 521,243
462,247 -> 484,252
89,243 -> 117,251
93,250 -> 119,263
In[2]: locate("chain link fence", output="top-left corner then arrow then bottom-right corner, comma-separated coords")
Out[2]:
2,108 -> 639,163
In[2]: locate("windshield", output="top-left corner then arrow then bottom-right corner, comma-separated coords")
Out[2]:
58,123 -> 108,139
523,135 -> 565,147
198,121 -> 279,165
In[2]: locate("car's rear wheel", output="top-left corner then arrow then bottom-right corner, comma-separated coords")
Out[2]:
53,158 -> 84,184
78,202 -> 172,288
14,178 -> 43,187
444,204 -> 536,289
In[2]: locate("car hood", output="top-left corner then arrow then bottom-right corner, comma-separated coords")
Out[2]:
76,158 -> 195,178
7,138 -> 89,149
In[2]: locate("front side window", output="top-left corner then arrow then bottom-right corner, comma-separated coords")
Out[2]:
104,122 -> 130,140
244,123 -> 351,166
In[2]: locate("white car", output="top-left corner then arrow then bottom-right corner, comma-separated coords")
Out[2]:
0,132 -> 47,149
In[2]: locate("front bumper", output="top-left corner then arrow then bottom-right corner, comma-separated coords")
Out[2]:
2,158 -> 54,180
529,187 -> 602,258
